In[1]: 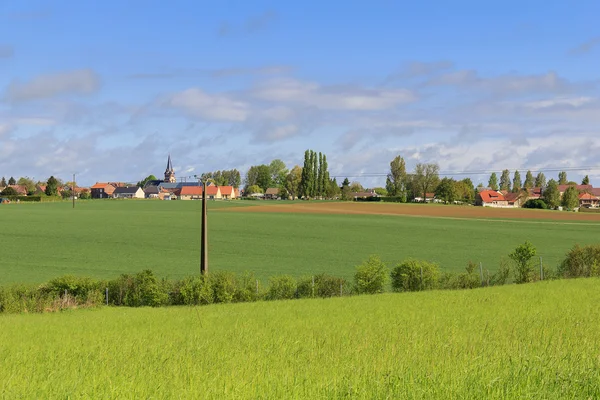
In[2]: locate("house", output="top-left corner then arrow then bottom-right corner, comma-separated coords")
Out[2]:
503,191 -> 527,207
205,185 -> 221,200
178,186 -> 203,200
144,185 -> 161,199
476,190 -> 510,207
8,185 -> 28,196
579,193 -> 600,208
414,192 -> 437,203
351,190 -> 378,200
113,186 -> 145,199
91,183 -> 116,199
558,184 -> 592,196
220,186 -> 236,200
265,188 -> 280,199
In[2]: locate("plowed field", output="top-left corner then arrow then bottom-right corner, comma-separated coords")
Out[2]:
228,201 -> 600,222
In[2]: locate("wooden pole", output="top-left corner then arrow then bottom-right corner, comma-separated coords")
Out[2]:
200,180 -> 208,275
72,173 -> 75,208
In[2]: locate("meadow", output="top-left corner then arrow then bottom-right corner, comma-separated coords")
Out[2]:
1,278 -> 599,398
1,200 -> 600,284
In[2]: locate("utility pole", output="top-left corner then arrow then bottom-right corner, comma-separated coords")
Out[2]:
200,179 -> 208,275
72,173 -> 76,208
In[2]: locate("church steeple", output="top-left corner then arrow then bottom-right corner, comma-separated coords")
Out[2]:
164,154 -> 176,183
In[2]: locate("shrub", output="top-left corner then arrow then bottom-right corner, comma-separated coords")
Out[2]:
266,275 -> 296,300
490,258 -> 511,286
41,275 -> 99,300
523,199 -> 548,209
390,259 -> 440,292
179,276 -> 213,305
296,274 -> 347,298
234,272 -> 259,303
558,244 -> 600,278
210,271 -> 238,303
455,262 -> 481,289
354,255 -> 388,294
107,270 -> 168,307
0,284 -> 54,313
509,241 -> 537,284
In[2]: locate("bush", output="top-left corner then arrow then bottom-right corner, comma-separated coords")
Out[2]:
390,259 -> 440,292
41,275 -> 99,300
0,284 -> 55,313
179,276 -> 213,305
354,255 -> 388,294
107,270 -> 168,307
266,275 -> 296,300
210,271 -> 238,303
490,258 -> 511,286
234,272 -> 259,303
523,199 -> 548,209
558,244 -> 600,278
509,241 -> 537,284
296,274 -> 347,298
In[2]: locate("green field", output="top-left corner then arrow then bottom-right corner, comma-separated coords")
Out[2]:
1,200 -> 600,284
1,278 -> 599,398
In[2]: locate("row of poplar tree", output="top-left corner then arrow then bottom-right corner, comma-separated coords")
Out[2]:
299,150 -> 331,199
487,169 -> 589,193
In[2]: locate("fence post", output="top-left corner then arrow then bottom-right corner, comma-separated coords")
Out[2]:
540,256 -> 544,281
105,287 -> 108,306
479,262 -> 484,287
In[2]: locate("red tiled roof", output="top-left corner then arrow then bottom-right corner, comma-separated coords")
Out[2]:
558,184 -> 592,193
91,182 -> 109,189
220,186 -> 234,195
205,186 -> 219,196
579,193 -> 598,200
179,186 -> 203,196
478,190 -> 506,203
591,188 -> 600,196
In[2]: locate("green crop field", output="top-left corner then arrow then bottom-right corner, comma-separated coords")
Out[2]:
1,200 -> 600,284
1,278 -> 599,398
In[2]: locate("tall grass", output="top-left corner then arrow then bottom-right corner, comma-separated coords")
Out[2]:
1,279 -> 599,398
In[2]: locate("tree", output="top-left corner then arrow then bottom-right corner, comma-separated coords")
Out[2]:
512,170 -> 522,192
137,175 -> 158,188
0,187 -> 18,196
386,155 -> 407,199
79,190 -> 91,200
45,176 -> 59,196
300,150 -> 312,199
316,153 -> 323,197
435,177 -> 457,204
17,177 -> 36,194
373,187 -> 387,196
523,170 -> 534,189
354,255 -> 388,294
245,165 -> 272,192
0,177 -> 6,187
558,171 -> 568,185
311,151 -> 318,197
349,182 -> 364,192
413,163 -> 440,201
285,166 -> 302,199
499,170 -> 511,191
269,159 -> 288,187
245,185 -> 263,194
582,175 -> 590,185
8,177 -> 16,186
321,154 -> 329,198
455,179 -> 475,203
342,177 -> 350,187
509,241 -> 537,284
561,186 -> 579,210
543,179 -> 560,209
327,178 -> 341,199
534,172 -> 546,188
488,173 -> 499,191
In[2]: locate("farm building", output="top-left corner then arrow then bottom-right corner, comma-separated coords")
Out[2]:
113,187 -> 145,199
91,183 -> 116,199
265,188 -> 280,199
476,190 -> 511,207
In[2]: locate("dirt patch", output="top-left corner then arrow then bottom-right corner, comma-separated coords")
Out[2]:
224,202 -> 600,222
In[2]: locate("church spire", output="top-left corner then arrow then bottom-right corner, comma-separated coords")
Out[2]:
166,154 -> 173,172
164,154 -> 176,183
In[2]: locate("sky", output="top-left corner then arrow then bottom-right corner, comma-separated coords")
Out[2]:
0,0 -> 599,187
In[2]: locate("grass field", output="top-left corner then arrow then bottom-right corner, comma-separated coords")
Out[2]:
1,200 -> 600,284
1,278 -> 599,398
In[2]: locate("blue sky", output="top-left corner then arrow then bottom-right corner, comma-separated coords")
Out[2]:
1,0 -> 599,186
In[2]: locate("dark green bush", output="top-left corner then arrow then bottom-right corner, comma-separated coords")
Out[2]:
234,272 -> 259,303
390,259 -> 440,292
558,244 -> 600,278
354,255 -> 388,294
490,258 -> 511,286
107,270 -> 168,307
41,275 -> 99,299
210,271 -> 238,303
266,275 -> 297,300
523,199 -> 548,209
296,274 -> 347,298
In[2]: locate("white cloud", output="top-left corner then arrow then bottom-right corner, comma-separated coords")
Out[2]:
169,88 -> 249,122
252,78 -> 416,110
6,69 -> 100,101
